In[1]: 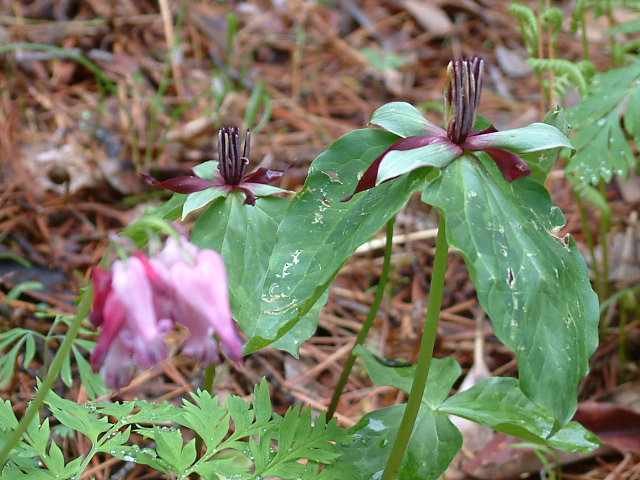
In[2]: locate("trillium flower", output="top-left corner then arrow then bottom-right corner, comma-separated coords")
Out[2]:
343,56 -> 573,200
142,126 -> 290,210
89,237 -> 243,389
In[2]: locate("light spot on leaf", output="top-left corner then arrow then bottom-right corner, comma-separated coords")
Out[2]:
277,250 -> 302,278
367,418 -> 386,432
322,170 -> 343,183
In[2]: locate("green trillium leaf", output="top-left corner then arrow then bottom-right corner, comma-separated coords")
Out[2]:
182,187 -> 229,220
467,122 -> 574,153
193,160 -> 219,179
246,184 -> 295,197
354,345 -> 461,407
370,101 -> 445,138
376,142 -> 461,185
441,377 -> 559,441
191,194 -> 318,355
422,153 -> 599,425
337,405 -> 462,480
244,129 -> 427,353
545,421 -> 602,453
521,109 -> 570,183
441,377 -> 600,452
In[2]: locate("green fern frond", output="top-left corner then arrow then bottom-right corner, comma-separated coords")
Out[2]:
526,58 -> 589,95
542,7 -> 564,46
509,4 -> 539,57
566,61 -> 640,184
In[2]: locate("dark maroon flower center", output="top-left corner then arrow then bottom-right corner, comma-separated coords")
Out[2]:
218,125 -> 250,186
444,56 -> 483,144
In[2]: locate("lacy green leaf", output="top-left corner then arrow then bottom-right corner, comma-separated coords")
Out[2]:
154,426 -> 195,474
178,391 -> 229,450
0,399 -> 18,430
45,390 -> 111,444
565,61 -> 640,184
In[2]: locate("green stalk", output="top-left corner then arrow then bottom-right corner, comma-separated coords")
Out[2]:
381,215 -> 448,480
0,289 -> 93,470
327,216 -> 396,419
574,191 -> 600,294
599,180 -> 611,300
577,0 -> 590,62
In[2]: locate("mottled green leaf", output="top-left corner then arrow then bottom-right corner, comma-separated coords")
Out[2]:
192,194 -> 317,355
354,345 -> 461,407
244,129 -> 427,353
338,405 -> 462,480
422,154 -> 599,424
441,377 -> 556,440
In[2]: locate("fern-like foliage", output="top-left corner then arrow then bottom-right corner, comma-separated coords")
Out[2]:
526,58 -> 590,96
0,317 -> 107,399
0,379 -> 357,480
565,61 -> 640,185
509,4 -> 539,56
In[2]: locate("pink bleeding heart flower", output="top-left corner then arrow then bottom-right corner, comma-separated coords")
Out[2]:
151,237 -> 243,366
89,237 -> 243,389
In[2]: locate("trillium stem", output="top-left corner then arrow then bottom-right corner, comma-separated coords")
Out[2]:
0,288 -> 93,470
381,214 -> 448,480
327,216 -> 396,419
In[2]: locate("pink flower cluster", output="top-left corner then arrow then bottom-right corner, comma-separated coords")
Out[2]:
90,237 -> 243,389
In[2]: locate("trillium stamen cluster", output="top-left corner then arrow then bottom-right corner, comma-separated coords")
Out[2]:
142,126 -> 288,207
89,236 -> 243,390
444,56 -> 483,144
343,56 -> 573,201
218,125 -> 250,186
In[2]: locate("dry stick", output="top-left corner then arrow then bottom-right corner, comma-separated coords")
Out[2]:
327,216 -> 396,419
0,290 -> 93,470
381,215 -> 448,480
158,0 -> 184,98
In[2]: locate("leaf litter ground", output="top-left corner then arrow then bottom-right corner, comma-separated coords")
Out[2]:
0,1 -> 639,479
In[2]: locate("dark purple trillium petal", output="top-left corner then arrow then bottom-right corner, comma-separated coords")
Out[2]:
243,167 -> 285,185
141,173 -> 221,194
237,186 -> 258,206
482,147 -> 532,181
341,136 -> 442,202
